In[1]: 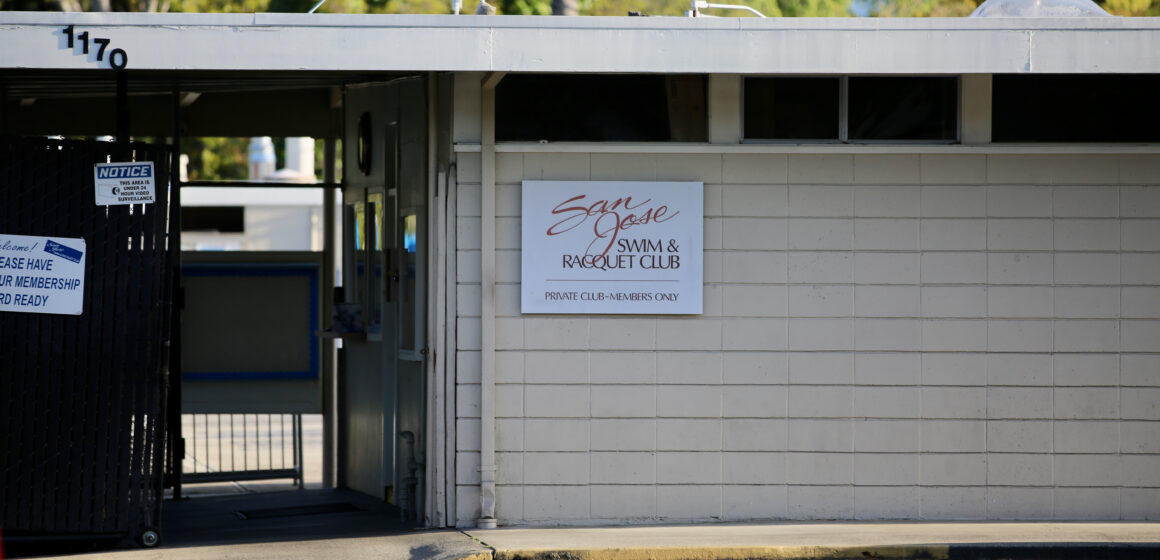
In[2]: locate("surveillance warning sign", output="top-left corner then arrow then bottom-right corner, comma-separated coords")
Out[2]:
0,234 -> 86,316
94,161 -> 156,205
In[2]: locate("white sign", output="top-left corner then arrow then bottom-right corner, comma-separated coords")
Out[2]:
0,234 -> 86,316
521,180 -> 702,315
94,161 -> 156,205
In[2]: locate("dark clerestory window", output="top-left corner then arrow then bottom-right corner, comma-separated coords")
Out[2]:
992,74 -> 1160,142
181,206 -> 245,233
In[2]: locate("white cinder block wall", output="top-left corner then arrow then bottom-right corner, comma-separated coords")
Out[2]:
454,147 -> 1160,524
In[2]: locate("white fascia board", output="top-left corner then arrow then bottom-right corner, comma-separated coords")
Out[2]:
3,13 -> 1160,74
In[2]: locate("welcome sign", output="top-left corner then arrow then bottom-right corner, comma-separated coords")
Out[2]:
0,233 -> 86,315
521,180 -> 702,315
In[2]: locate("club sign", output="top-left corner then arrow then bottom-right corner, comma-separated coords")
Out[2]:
521,180 -> 703,315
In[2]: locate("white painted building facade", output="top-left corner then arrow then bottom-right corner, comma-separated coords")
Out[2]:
3,11 -> 1159,526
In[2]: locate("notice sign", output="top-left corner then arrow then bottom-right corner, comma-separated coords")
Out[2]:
0,234 -> 86,316
94,161 -> 155,205
521,180 -> 702,315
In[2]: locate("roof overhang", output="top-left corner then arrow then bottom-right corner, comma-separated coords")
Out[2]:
3,12 -> 1160,75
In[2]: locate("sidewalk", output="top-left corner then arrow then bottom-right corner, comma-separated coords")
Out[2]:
464,521 -> 1160,560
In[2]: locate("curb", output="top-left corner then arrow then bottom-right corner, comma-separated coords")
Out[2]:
489,543 -> 1160,560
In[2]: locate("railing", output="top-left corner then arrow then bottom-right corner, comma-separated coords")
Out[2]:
180,413 -> 303,488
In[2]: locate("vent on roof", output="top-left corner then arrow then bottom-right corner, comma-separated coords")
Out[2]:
969,0 -> 1111,17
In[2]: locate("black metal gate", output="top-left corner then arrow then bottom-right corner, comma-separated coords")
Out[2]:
0,137 -> 175,545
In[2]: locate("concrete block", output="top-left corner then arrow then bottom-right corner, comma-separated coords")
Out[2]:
855,353 -> 921,386
855,219 -> 919,251
657,419 -> 721,451
497,418 -> 524,452
723,154 -> 788,184
457,317 -> 482,351
457,250 -> 481,283
788,318 -> 853,351
788,154 -> 854,185
456,485 -> 481,526
457,181 -> 482,216
789,252 -> 853,283
496,384 -> 524,418
854,185 -> 921,217
590,352 -> 655,384
495,317 -> 525,351
1122,387 -> 1160,420
1055,219 -> 1120,251
1120,155 -> 1160,185
724,484 -> 788,520
723,319 -> 788,352
1122,488 -> 1160,520
789,285 -> 853,317
987,420 -> 1052,453
655,153 -> 723,184
1054,454 -> 1121,487
787,386 -> 853,419
1057,354 -> 1118,384
854,386 -> 920,418
922,353 -> 987,386
723,352 -> 789,384
495,217 -> 521,250
1123,287 -> 1160,319
920,487 -> 986,520
986,186 -> 1053,218
458,451 -> 482,485
588,319 -> 656,351
724,418 -> 787,451
787,485 -> 854,519
920,420 -> 985,452
656,452 -> 721,484
590,385 -> 656,418
496,284 -> 522,317
524,419 -> 588,451
658,319 -> 724,351
854,453 -> 919,485
526,351 -> 587,384
457,217 -> 482,250
458,284 -> 482,317
523,485 -> 590,521
987,155 -> 1118,185
524,385 -> 589,418
921,186 -> 986,218
1054,186 -> 1118,217
657,385 -> 721,420
923,320 -> 988,352
656,485 -> 723,520
457,384 -> 481,418
705,217 -> 724,251
1054,320 -> 1120,353
920,219 -> 986,251
457,418 -> 481,452
724,284 -> 788,317
495,485 -> 523,524
987,287 -> 1052,318
723,251 -> 787,283
1122,220 -> 1160,251
1056,287 -> 1120,318
524,452 -> 589,485
988,253 -> 1053,285
591,153 -> 657,181
921,253 -> 988,285
1122,355 -> 1160,386
856,318 -> 921,351
523,318 -> 587,350
1123,421 -> 1160,453
523,153 -> 590,181
723,386 -> 788,418
787,453 -> 853,485
458,350 -> 483,384
783,415 -> 849,452
1122,320 -> 1160,352
854,486 -> 920,520
854,419 -> 920,452
590,452 -> 655,484
854,155 -> 921,185
986,453 -> 1052,486
1121,186 -> 1160,217
1054,421 -> 1119,454
922,387 -> 986,419
987,219 -> 1053,251
1054,488 -> 1121,520
496,154 -> 524,186
789,352 -> 854,385
922,286 -> 987,318
723,452 -> 786,484
723,184 -> 789,217
657,352 -> 722,384
988,321 -> 1054,353
591,419 -> 655,451
494,249 -> 519,285
788,219 -> 853,250
987,353 -> 1052,386
855,252 -> 920,285
920,453 -> 985,486
1122,455 -> 1160,486
1054,387 -> 1119,420
590,485 -> 655,520
704,183 -> 724,218
788,185 -> 854,217
723,218 -> 787,250
988,387 -> 1052,420
1055,253 -> 1120,285
919,155 -> 986,185
987,487 -> 1053,520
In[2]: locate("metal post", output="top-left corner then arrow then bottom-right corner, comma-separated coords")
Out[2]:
322,138 -> 337,488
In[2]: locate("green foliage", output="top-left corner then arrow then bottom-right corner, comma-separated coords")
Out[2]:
870,0 -> 978,16
185,137 -> 249,182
